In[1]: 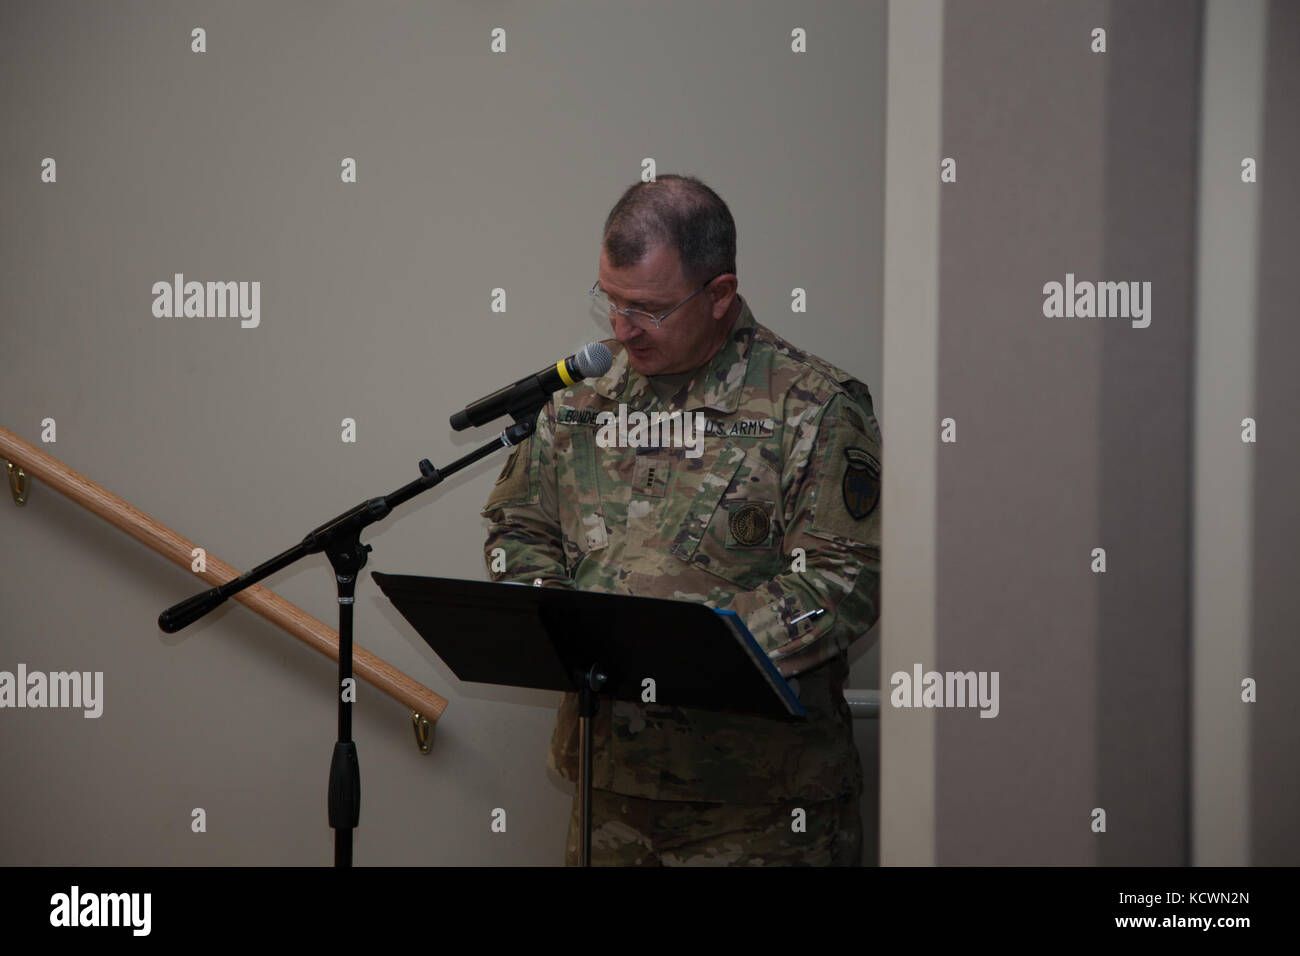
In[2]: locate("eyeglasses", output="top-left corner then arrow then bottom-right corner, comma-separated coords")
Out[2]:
588,274 -> 723,332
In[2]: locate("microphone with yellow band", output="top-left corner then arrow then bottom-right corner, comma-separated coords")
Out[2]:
449,342 -> 614,431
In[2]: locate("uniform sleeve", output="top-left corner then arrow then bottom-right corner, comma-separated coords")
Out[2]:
716,388 -> 882,677
480,402 -> 574,588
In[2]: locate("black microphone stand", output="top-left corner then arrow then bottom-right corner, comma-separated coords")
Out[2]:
158,407 -> 540,867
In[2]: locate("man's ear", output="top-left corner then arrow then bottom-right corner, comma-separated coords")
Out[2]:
711,275 -> 739,319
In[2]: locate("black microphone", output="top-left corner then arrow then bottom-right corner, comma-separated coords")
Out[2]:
450,343 -> 613,431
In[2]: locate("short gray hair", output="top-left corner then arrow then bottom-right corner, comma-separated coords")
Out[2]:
601,174 -> 736,285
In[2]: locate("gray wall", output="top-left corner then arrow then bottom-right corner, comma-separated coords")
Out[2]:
0,1 -> 886,865
883,0 -> 1298,866
1251,0 -> 1299,868
936,0 -> 1114,866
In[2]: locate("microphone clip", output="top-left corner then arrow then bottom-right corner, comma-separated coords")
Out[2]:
501,416 -> 537,447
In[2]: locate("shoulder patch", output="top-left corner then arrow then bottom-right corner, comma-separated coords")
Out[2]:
841,447 -> 880,519
808,397 -> 881,547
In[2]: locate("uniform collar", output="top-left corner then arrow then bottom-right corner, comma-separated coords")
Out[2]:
591,295 -> 757,414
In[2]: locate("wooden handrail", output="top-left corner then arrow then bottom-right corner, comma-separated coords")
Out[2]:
0,425 -> 447,724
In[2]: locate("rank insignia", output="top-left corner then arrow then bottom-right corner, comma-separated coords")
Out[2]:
842,447 -> 880,519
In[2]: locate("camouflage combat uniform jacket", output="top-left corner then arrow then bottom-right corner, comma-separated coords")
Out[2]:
481,297 -> 881,804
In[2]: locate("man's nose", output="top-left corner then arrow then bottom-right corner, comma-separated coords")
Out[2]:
610,310 -> 644,342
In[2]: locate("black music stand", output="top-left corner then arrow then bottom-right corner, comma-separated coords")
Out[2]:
371,573 -> 805,865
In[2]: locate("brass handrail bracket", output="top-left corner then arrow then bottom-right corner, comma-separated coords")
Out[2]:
411,711 -> 434,754
6,460 -> 29,506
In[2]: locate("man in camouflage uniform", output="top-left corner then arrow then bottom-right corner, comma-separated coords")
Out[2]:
481,175 -> 881,865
